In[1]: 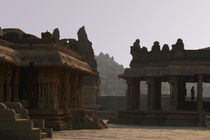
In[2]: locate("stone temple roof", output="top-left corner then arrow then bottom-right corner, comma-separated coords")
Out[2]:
199,47 -> 210,50
0,39 -> 96,76
120,39 -> 210,79
3,28 -> 25,34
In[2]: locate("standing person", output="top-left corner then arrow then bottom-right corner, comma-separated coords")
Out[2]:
191,86 -> 195,101
184,87 -> 187,102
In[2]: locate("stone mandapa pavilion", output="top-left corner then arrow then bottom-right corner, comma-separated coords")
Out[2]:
0,27 -> 105,130
111,39 -> 210,126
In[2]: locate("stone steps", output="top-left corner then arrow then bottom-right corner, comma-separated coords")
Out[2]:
0,102 -> 53,140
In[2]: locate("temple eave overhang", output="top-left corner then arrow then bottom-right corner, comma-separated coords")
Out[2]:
121,65 -> 210,79
0,39 -> 96,75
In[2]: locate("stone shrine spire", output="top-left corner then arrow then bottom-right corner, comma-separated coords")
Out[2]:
77,26 -> 88,41
0,27 -> 3,37
52,28 -> 60,42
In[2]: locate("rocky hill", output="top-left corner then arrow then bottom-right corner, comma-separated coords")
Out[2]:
96,52 -> 210,97
95,53 -> 126,96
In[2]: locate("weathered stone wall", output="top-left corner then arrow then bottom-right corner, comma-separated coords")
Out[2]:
96,95 -> 171,111
97,95 -> 210,112
96,96 -> 126,111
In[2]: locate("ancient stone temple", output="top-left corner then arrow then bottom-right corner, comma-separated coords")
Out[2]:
0,27 -> 105,130
110,39 -> 210,126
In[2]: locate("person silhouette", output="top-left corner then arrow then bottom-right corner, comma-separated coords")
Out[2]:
184,87 -> 187,101
191,86 -> 195,101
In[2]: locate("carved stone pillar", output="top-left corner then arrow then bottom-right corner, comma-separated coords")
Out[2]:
147,78 -> 154,111
6,66 -> 12,102
177,79 -> 186,109
69,72 -> 76,109
74,72 -> 80,109
63,71 -> 70,110
0,71 -> 4,102
43,82 -> 47,108
52,82 -> 56,109
78,74 -> 83,109
13,68 -> 20,102
155,79 -> 161,110
47,82 -> 50,104
38,82 -> 42,109
126,78 -> 140,111
169,76 -> 178,111
134,79 -> 140,110
146,77 -> 161,111
0,80 -> 4,102
71,72 -> 78,109
6,83 -> 12,102
6,81 -> 11,101
42,82 -> 45,107
197,75 -> 203,111
53,81 -> 59,109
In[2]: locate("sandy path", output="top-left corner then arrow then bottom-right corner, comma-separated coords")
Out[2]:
46,124 -> 210,140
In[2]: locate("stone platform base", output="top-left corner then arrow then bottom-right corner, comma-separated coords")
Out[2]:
109,111 -> 207,126
30,112 -> 71,131
30,109 -> 107,131
71,109 -> 107,129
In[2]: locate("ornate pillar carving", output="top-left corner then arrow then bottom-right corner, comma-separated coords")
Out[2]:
169,76 -> 178,111
126,78 -> 140,111
197,75 -> 203,111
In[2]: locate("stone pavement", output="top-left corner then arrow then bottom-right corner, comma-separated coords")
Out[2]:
45,124 -> 210,140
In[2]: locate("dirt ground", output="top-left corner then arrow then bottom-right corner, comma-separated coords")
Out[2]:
44,124 -> 210,140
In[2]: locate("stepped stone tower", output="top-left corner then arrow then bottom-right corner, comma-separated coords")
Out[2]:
77,26 -> 100,109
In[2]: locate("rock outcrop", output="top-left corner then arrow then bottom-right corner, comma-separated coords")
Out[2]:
95,53 -> 126,96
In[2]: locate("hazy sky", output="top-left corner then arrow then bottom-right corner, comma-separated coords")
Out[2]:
1,0 -> 210,67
